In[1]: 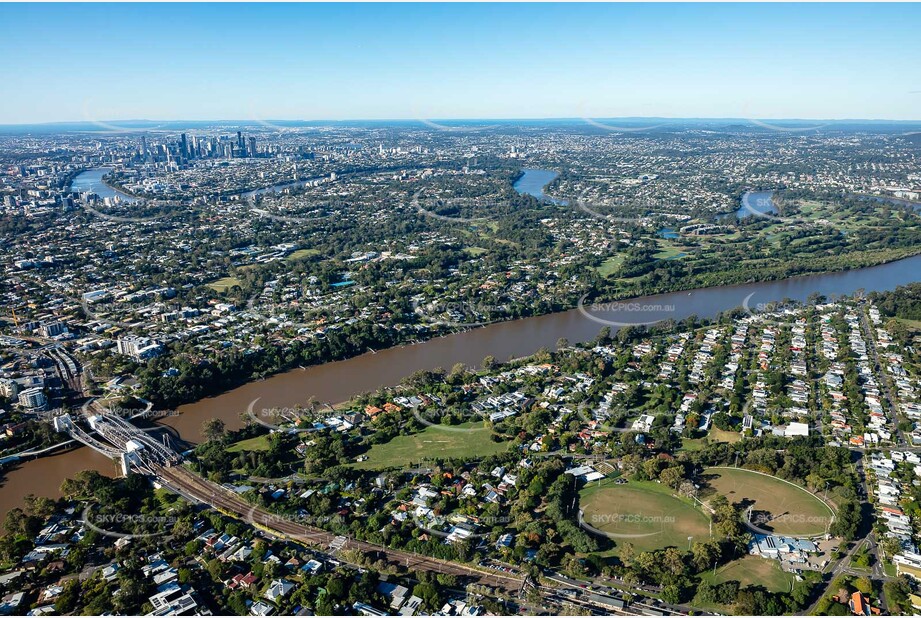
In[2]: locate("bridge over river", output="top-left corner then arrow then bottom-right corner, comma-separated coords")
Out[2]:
52,411 -> 182,475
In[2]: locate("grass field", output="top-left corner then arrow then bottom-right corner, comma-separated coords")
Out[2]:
701,554 -> 795,593
703,467 -> 834,536
652,244 -> 688,260
594,255 -> 625,278
579,479 -> 712,554
227,435 -> 271,452
680,437 -> 708,451
709,428 -> 742,443
207,276 -> 242,293
896,317 -> 921,331
463,246 -> 489,257
287,248 -> 321,261
352,422 -> 511,469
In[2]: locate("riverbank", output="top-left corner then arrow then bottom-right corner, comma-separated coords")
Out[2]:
4,251 -> 921,512
145,244 -> 921,413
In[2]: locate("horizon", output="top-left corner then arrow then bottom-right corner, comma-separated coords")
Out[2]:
4,115 -> 921,129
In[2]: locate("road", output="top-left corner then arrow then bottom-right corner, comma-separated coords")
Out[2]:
806,450 -> 891,615
858,303 -> 903,445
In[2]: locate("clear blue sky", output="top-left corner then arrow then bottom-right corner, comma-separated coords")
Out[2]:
1,3 -> 919,124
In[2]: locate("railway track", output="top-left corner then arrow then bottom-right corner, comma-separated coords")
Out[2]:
156,465 -> 525,593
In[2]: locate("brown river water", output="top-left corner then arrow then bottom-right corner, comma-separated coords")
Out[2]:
2,254 -> 920,513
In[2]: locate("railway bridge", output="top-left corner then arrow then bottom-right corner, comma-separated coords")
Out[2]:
52,412 -> 181,475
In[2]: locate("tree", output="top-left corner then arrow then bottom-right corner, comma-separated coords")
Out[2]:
661,547 -> 685,576
54,580 -> 80,614
879,536 -> 902,559
201,418 -> 226,442
662,584 -> 682,604
854,577 -> 873,595
412,582 -> 441,610
713,502 -> 744,538
659,466 -> 684,489
830,500 -> 861,540
690,540 -> 722,573
620,542 -> 636,567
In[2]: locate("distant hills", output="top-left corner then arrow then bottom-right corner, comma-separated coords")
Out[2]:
2,117 -> 920,135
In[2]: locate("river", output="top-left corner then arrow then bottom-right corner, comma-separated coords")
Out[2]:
4,174 -> 918,510
855,193 -> 921,212
4,253 -> 921,513
716,190 -> 778,220
513,168 -> 567,204
69,168 -> 137,202
166,253 -> 921,445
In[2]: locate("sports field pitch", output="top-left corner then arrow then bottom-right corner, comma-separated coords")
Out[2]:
351,422 -> 511,469
702,554 -> 795,592
579,480 -> 712,553
703,467 -> 834,536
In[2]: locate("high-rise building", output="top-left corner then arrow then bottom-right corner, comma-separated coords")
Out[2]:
117,335 -> 163,361
249,137 -> 257,158
18,387 -> 47,411
39,321 -> 67,338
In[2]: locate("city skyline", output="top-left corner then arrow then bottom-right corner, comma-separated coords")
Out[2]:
1,3 -> 920,124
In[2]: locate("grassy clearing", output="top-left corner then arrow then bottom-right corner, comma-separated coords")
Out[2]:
463,246 -> 488,257
287,248 -> 321,261
595,255 -> 625,278
709,428 -> 742,443
351,422 -> 510,470
207,276 -> 242,293
227,435 -> 271,453
579,479 -> 712,554
703,467 -> 833,536
680,437 -> 708,451
652,242 -> 688,260
701,554 -> 795,592
895,318 -> 921,331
